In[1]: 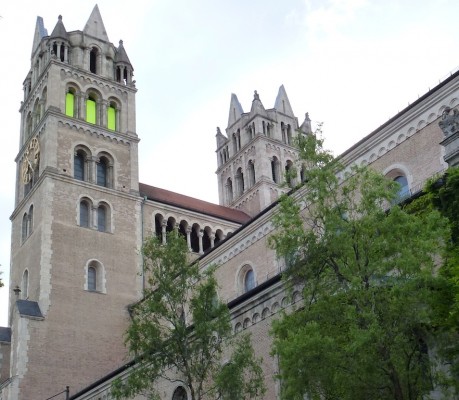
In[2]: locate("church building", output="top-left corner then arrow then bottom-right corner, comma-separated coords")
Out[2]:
1,5 -> 458,400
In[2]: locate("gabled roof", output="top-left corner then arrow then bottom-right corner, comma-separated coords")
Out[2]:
227,93 -> 244,127
83,4 -> 109,42
274,84 -> 294,116
115,40 -> 132,65
31,16 -> 48,55
50,15 -> 68,40
139,183 -> 251,224
16,300 -> 44,319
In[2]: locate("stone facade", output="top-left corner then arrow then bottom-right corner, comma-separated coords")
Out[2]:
1,5 -> 457,400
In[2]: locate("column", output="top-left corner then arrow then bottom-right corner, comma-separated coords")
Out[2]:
91,206 -> 97,230
186,227 -> 192,251
210,233 -> 215,249
198,230 -> 204,255
101,100 -> 108,128
64,45 -> 68,63
161,220 -> 167,245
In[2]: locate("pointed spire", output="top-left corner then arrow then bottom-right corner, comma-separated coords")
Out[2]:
227,93 -> 244,127
31,16 -> 48,55
216,127 -> 228,148
250,90 -> 268,117
50,15 -> 68,40
274,85 -> 294,116
300,112 -> 312,134
83,5 -> 109,42
115,40 -> 132,65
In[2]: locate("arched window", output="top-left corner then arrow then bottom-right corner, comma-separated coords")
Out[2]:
26,112 -> 33,139
22,213 -> 28,242
190,224 -> 200,253
66,89 -> 75,117
86,95 -> 97,124
285,160 -> 294,187
74,150 -> 86,181
172,386 -> 188,400
226,177 -> 233,204
155,214 -> 163,239
97,205 -> 106,232
89,47 -> 98,74
235,167 -> 244,197
248,160 -> 255,188
107,102 -> 117,131
281,122 -> 286,143
271,157 -> 280,183
394,175 -> 409,200
88,266 -> 97,291
97,157 -> 108,187
287,124 -> 292,145
86,260 -> 105,293
22,269 -> 29,299
244,269 -> 255,292
80,200 -> 90,227
28,205 -> 34,235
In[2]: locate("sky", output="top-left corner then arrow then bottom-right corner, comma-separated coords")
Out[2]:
0,0 -> 459,325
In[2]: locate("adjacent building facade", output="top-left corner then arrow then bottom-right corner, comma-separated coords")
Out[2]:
1,6 -> 457,400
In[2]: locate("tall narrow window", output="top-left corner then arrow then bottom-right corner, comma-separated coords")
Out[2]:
97,158 -> 108,187
244,269 -> 255,292
89,48 -> 98,74
65,91 -> 75,117
22,213 -> 28,242
271,157 -> 280,183
28,205 -> 34,235
80,201 -> 89,227
394,175 -> 409,200
248,160 -> 255,188
74,151 -> 85,181
107,104 -> 116,131
88,266 -> 96,291
236,167 -> 244,197
86,97 -> 96,124
97,206 -> 106,232
226,177 -> 233,204
22,270 -> 29,299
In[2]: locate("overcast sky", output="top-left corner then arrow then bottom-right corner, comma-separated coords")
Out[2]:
0,0 -> 458,325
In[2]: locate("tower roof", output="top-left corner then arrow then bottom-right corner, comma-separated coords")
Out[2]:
115,40 -> 132,65
83,4 -> 109,41
50,15 -> 68,40
227,93 -> 244,127
299,112 -> 312,134
216,127 -> 228,148
274,84 -> 294,116
31,16 -> 48,55
250,90 -> 268,117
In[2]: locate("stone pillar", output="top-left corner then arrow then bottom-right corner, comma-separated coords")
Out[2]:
57,43 -> 62,61
108,163 -> 114,189
186,227 -> 192,251
89,156 -> 97,183
198,230 -> 204,255
101,100 -> 108,128
116,106 -> 121,132
64,45 -> 68,63
210,233 -> 215,248
161,220 -> 167,245
91,206 -> 97,230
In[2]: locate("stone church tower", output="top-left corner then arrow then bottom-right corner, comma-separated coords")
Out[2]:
216,87 -> 312,216
6,6 -> 142,399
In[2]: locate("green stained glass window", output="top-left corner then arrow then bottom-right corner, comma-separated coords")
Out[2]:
65,92 -> 74,117
107,106 -> 116,131
86,98 -> 96,124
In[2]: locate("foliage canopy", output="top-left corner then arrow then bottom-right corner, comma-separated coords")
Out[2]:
269,132 -> 455,400
112,232 -> 265,400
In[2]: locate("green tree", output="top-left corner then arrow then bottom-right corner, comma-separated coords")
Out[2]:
269,132 -> 453,400
112,231 -> 265,400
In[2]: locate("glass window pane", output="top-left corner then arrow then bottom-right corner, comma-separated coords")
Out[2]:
97,161 -> 107,187
86,99 -> 96,124
107,106 -> 116,130
74,153 -> 84,181
244,269 -> 255,292
98,207 -> 106,232
80,202 -> 89,227
65,92 -> 74,117
88,267 -> 96,291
